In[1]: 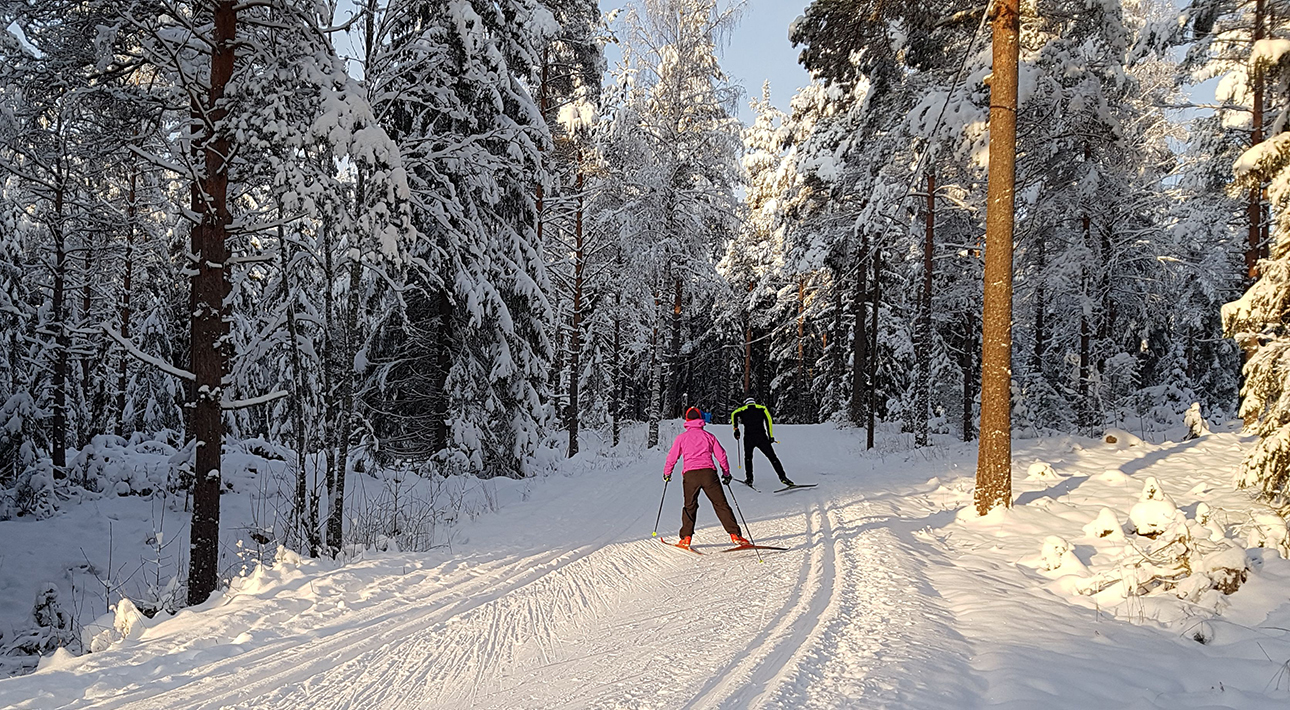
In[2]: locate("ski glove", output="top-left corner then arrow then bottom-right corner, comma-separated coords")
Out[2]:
733,429 -> 741,440
664,473 -> 672,483
721,473 -> 732,485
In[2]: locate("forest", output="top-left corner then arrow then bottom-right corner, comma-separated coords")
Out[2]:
1,0 -> 1289,635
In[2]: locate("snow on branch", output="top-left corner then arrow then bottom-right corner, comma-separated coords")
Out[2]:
102,326 -> 195,381
222,390 -> 288,411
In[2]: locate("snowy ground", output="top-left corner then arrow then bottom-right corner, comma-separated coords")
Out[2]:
3,421 -> 1290,708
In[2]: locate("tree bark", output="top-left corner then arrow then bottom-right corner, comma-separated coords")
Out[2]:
50,128 -> 68,471
647,291 -> 662,448
962,310 -> 977,442
796,274 -> 806,418
975,0 -> 1019,516
116,163 -> 137,435
915,169 -> 935,447
1247,0 -> 1265,281
566,169 -> 585,457
849,233 -> 869,427
665,276 -> 682,418
612,287 -> 621,448
1030,228 -> 1046,376
867,245 -> 881,450
188,0 -> 237,606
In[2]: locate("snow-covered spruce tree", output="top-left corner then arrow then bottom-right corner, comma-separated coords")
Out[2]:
362,0 -> 553,478
1224,34 -> 1290,501
1181,0 -> 1287,285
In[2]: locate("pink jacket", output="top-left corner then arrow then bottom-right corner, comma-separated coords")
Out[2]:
664,419 -> 730,476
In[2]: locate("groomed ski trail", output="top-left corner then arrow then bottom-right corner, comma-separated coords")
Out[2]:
2,429 -> 973,710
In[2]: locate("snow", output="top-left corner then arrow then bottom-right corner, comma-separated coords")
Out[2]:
2,423 -> 1290,707
1252,39 -> 1290,70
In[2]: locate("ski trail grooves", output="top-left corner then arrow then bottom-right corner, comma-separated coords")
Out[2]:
686,499 -> 837,708
82,545 -> 630,710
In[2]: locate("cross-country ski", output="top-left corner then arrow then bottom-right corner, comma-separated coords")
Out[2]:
774,483 -> 818,494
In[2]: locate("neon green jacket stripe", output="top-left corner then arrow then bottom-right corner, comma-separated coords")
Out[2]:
731,403 -> 773,439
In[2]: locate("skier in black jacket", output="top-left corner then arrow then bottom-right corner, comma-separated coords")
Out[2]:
731,397 -> 793,488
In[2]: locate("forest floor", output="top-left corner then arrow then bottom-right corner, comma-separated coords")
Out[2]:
4,422 -> 1290,708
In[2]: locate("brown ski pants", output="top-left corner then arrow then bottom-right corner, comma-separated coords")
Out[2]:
680,468 -> 742,539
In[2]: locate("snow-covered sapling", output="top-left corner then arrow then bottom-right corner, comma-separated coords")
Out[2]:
1200,547 -> 1249,595
1026,461 -> 1060,481
1183,403 -> 1210,440
1129,477 -> 1181,538
1083,507 -> 1126,540
1246,513 -> 1290,557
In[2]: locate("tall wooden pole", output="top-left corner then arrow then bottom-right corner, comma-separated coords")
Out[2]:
975,0 -> 1019,516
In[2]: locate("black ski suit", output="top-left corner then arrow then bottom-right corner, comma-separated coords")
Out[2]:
731,403 -> 788,485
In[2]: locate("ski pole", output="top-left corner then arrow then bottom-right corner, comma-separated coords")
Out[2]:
652,479 -> 668,538
724,479 -> 763,564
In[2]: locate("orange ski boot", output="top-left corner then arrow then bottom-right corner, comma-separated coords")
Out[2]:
677,536 -> 693,549
731,533 -> 751,547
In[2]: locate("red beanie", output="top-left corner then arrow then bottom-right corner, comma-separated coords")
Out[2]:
685,407 -> 703,421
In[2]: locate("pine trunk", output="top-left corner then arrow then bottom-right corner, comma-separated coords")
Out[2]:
647,291 -> 662,448
280,215 -> 312,556
796,275 -> 806,418
50,148 -> 67,472
188,0 -> 237,606
567,170 -> 585,457
1247,0 -> 1265,282
867,245 -> 880,450
611,288 -> 622,448
1031,228 -> 1046,376
961,311 -> 977,442
665,277 -> 682,418
915,169 -> 935,447
975,0 -> 1019,516
849,234 -> 869,427
116,164 -> 136,435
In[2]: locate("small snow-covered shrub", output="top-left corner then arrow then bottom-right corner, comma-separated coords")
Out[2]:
1129,477 -> 1181,538
82,598 -> 147,653
0,392 -> 46,489
1039,536 -> 1079,572
1200,547 -> 1249,594
1099,468 -> 1130,485
1083,507 -> 1125,540
1026,461 -> 1060,481
1245,513 -> 1290,557
1184,402 -> 1210,440
67,435 -> 179,497
2,584 -> 75,660
14,461 -> 57,519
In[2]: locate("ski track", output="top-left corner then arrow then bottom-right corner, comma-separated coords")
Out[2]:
7,439 -> 980,710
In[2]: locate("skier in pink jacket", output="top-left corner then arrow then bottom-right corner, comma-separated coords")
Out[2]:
664,407 -> 749,549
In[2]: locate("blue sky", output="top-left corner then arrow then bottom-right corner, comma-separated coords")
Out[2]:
600,0 -> 811,124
